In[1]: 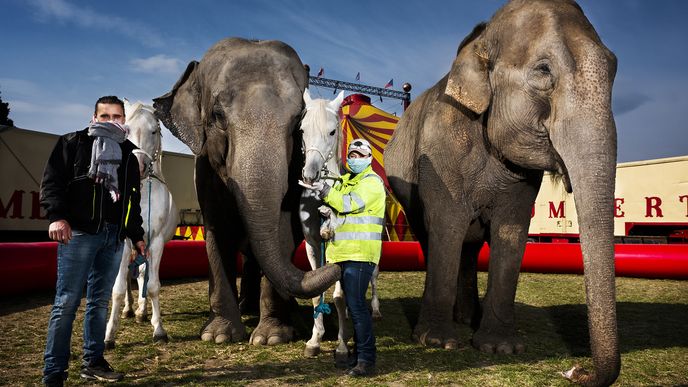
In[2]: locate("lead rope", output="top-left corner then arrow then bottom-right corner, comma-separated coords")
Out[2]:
141,178 -> 151,297
313,219 -> 331,318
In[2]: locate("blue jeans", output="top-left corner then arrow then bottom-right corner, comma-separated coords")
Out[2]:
43,223 -> 122,383
339,261 -> 376,365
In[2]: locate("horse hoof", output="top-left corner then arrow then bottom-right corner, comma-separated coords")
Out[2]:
104,341 -> 115,350
372,311 -> 382,321
121,310 -> 134,319
334,351 -> 351,369
154,334 -> 169,344
135,315 -> 148,324
304,345 -> 320,358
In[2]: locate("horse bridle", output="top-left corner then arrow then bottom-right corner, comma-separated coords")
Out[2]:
132,128 -> 165,182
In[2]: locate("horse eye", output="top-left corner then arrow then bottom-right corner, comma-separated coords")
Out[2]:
329,130 -> 336,136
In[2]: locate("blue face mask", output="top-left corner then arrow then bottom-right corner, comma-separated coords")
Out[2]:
347,157 -> 371,174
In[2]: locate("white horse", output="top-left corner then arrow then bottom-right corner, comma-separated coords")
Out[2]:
299,89 -> 381,360
105,100 -> 179,348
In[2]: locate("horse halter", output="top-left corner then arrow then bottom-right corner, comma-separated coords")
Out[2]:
132,128 -> 163,181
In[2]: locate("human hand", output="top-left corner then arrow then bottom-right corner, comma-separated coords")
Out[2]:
318,205 -> 332,218
299,180 -> 328,195
135,240 -> 148,258
48,220 -> 72,244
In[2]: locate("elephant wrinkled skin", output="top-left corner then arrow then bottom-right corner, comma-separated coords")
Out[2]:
384,1 -> 619,385
154,38 -> 340,345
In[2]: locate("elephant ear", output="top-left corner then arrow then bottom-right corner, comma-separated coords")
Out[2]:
445,23 -> 491,115
153,60 -> 205,154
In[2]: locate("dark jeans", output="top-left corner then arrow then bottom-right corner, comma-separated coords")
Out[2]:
43,223 -> 122,383
339,260 -> 376,365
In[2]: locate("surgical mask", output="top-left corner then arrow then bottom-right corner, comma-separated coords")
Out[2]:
347,157 -> 371,174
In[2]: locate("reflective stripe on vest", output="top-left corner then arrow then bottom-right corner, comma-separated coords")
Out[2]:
344,216 -> 384,225
333,231 -> 383,241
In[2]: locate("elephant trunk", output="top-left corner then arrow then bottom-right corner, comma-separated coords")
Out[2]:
555,108 -> 620,385
236,143 -> 340,299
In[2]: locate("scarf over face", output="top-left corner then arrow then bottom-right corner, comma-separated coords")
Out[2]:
87,121 -> 128,202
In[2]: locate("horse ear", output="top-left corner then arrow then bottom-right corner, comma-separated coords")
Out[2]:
303,88 -> 313,106
153,60 -> 204,154
330,91 -> 345,112
445,23 -> 491,115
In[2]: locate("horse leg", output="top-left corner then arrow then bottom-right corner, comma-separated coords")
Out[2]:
333,280 -> 350,365
145,238 -> 168,343
105,246 -> 131,349
304,242 -> 325,357
371,264 -> 382,320
134,268 -> 148,324
121,247 -> 135,319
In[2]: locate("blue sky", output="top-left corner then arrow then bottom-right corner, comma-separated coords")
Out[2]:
1,0 -> 687,162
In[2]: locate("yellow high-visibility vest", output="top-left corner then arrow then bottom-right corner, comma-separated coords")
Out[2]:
322,165 -> 386,264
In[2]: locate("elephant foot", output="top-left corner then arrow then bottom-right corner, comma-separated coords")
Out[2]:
249,319 -> 295,346
104,340 -> 115,350
413,322 -> 460,349
303,344 -> 320,358
200,316 -> 247,344
153,333 -> 169,344
471,328 -> 525,354
121,309 -> 134,319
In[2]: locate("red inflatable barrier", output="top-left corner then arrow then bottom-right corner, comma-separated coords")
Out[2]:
1,241 -> 687,295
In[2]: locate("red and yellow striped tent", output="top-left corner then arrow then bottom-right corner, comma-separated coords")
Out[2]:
339,94 -> 414,241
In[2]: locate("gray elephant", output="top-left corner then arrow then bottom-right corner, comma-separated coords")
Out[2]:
384,0 -> 619,385
154,38 -> 340,345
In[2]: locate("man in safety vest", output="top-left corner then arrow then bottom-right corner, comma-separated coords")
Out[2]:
304,138 -> 385,377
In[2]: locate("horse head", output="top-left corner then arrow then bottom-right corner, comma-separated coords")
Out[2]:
301,89 -> 344,184
124,99 -> 163,179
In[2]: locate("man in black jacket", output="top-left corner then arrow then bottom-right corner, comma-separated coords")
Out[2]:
40,96 -> 146,386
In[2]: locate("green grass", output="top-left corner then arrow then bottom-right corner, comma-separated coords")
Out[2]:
1,272 -> 686,386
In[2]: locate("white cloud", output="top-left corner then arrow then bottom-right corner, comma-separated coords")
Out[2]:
0,78 -> 43,99
27,0 -> 164,47
130,55 -> 182,75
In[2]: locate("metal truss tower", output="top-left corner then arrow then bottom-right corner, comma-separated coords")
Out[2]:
308,76 -> 412,110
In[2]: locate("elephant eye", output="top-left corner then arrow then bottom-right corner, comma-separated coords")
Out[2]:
535,63 -> 551,74
529,61 -> 555,92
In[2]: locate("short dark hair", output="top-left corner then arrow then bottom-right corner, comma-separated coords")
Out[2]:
94,96 -> 125,115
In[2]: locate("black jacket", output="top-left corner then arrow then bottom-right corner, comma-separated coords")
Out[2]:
40,128 -> 145,244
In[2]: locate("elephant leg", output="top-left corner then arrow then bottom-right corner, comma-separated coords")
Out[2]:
472,186 -> 535,354
454,242 -> 482,329
250,277 -> 296,346
250,209 -> 300,346
239,253 -> 261,315
413,163 -> 468,349
201,227 -> 247,343
370,265 -> 382,320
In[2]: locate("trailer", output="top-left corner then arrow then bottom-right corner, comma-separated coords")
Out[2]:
0,126 -> 201,242
530,156 -> 688,244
